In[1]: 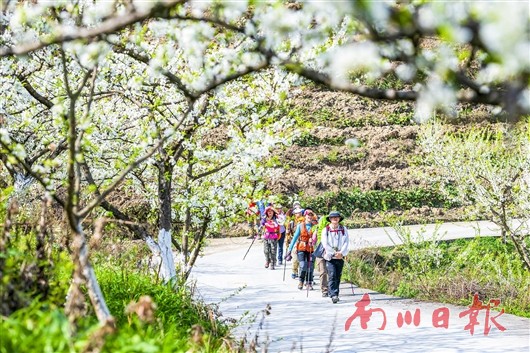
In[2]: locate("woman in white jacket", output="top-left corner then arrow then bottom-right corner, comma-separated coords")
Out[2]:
321,211 -> 349,303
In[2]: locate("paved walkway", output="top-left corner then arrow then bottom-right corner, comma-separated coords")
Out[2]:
190,223 -> 530,353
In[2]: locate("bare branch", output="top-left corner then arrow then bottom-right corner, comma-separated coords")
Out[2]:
16,74 -> 54,108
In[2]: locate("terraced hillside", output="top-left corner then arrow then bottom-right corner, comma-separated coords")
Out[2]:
265,86 -> 496,227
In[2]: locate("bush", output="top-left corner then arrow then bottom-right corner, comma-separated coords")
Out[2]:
301,187 -> 460,216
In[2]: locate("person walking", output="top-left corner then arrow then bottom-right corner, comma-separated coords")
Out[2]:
245,199 -> 260,239
286,209 -> 317,290
321,211 -> 349,304
275,204 -> 286,266
315,214 -> 330,297
286,204 -> 304,279
261,206 -> 280,270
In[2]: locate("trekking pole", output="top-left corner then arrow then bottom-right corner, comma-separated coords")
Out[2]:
306,248 -> 313,298
243,233 -> 257,260
345,260 -> 355,295
283,257 -> 287,281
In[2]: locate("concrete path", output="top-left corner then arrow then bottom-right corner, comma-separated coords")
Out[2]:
190,223 -> 530,353
349,219 -> 528,249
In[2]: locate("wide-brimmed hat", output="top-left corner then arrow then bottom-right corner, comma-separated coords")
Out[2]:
292,200 -> 301,208
264,206 -> 277,217
326,211 -> 343,222
303,208 -> 315,217
293,206 -> 303,214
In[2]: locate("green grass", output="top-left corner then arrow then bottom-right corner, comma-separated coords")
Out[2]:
0,226 -> 235,353
300,187 -> 460,217
343,236 -> 530,318
1,265 -> 235,353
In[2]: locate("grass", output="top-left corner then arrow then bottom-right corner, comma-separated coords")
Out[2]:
0,225 -> 237,353
343,236 -> 530,318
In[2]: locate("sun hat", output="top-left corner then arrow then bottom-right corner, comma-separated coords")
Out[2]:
292,200 -> 301,208
303,208 -> 315,217
326,211 -> 343,223
293,206 -> 303,214
264,206 -> 277,217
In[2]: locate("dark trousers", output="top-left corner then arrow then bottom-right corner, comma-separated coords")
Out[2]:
277,232 -> 285,262
326,258 -> 344,297
297,251 -> 315,283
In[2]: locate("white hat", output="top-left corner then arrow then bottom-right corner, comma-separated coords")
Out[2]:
293,206 -> 303,214
293,201 -> 301,207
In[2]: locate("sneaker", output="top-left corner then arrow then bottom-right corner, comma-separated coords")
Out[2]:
270,264 -> 275,270
265,262 -> 269,268
322,292 -> 329,298
298,282 -> 304,290
291,273 -> 297,279
306,283 -> 314,290
331,296 -> 339,304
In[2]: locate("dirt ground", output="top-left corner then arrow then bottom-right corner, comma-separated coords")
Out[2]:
266,87 -> 495,199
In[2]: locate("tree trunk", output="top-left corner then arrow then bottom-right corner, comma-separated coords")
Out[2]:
67,223 -> 114,327
157,159 -> 176,283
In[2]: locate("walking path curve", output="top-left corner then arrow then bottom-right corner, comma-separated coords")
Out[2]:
190,221 -> 530,353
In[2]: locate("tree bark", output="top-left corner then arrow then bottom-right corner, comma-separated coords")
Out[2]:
156,158 -> 176,282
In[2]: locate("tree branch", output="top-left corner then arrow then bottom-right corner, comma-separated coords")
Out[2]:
0,1 -> 187,58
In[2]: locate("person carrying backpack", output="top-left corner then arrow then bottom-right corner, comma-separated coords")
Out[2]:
275,204 -> 287,266
286,204 -> 304,279
261,206 -> 280,270
315,214 -> 330,297
321,211 -> 349,304
245,200 -> 260,239
286,209 -> 317,290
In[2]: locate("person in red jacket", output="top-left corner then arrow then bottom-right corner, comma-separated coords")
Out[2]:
245,200 -> 260,239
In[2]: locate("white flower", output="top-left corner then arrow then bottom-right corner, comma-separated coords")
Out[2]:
415,78 -> 456,123
329,42 -> 384,87
0,128 -> 11,144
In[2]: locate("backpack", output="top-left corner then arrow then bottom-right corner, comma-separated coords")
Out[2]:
323,225 -> 346,253
296,224 -> 315,253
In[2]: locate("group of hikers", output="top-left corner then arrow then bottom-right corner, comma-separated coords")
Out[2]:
245,200 -> 350,304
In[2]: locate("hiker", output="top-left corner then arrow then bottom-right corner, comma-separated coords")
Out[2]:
275,204 -> 287,266
321,211 -> 349,304
245,200 -> 260,239
257,198 -> 267,223
286,203 -> 304,279
315,214 -> 330,297
261,206 -> 280,270
286,209 -> 317,290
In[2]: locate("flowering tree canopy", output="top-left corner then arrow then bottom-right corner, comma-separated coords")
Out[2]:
1,0 -> 528,122
420,120 -> 530,270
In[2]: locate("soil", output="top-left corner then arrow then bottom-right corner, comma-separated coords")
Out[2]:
266,87 -> 495,198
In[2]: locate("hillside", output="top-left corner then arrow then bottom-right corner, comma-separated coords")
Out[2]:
265,86 -> 497,227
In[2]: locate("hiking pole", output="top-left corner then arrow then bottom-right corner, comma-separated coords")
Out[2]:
345,260 -> 355,295
243,233 -> 257,260
283,256 -> 287,281
306,248 -> 313,298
